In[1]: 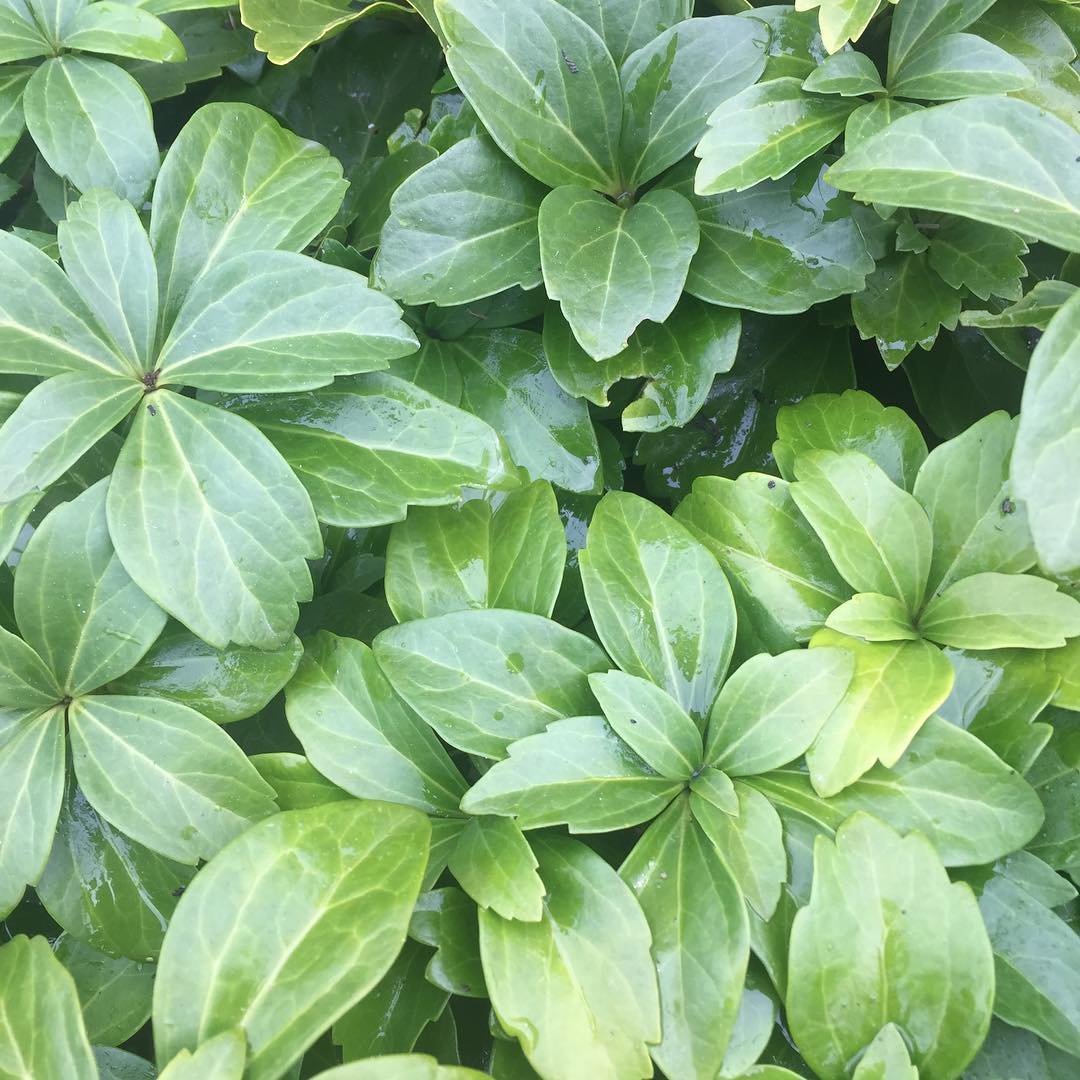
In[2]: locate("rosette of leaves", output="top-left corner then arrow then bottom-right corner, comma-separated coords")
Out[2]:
677,389 -> 1080,795
374,0 -> 773,362
0,100 -> 521,650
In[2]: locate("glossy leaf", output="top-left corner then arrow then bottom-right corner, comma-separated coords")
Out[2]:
0,626 -> 61,707
447,815 -> 544,921
410,887 -> 486,998
802,49 -> 883,95
157,1029 -> 246,1080
890,32 -> 1034,100
824,593 -> 918,642
63,2 -> 186,62
557,0 -> 692,66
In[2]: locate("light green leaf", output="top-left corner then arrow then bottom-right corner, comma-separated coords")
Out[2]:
619,15 -> 768,188
447,815 -> 544,921
157,251 -> 416,392
776,390 -> 928,491
374,608 -> 609,758
970,0 -> 1077,80
107,391 -> 322,650
1012,289 -> 1080,576
694,78 -> 857,195
0,371 -> 139,503
688,764 -> 738,814
373,136 -> 545,307
843,96 -> 924,149
15,481 -> 164,695
706,648 -> 853,775
23,55 -> 159,204
0,625 -> 61,707
803,0 -> 880,54
887,0 -> 998,76
68,694 -> 277,863
312,1056 -> 487,1080
750,715 -> 1045,866
826,97 -> 1080,252
0,5 -> 49,63
157,1029 -> 245,1080
791,449 -> 933,613
436,0 -> 622,191
153,801 -> 430,1080
914,411 -> 1036,595
385,481 -> 565,622
35,784 -> 193,962
825,593 -> 919,642
851,1023 -> 917,1080
961,279 -> 1077,331
0,66 -> 30,163
890,32 -> 1034,99
670,157 -> 876,314
621,796 -> 749,1080
802,49 -> 883,95
0,707 -> 64,918
250,753 -> 350,811
539,185 -> 699,361
480,835 -> 660,1079
455,329 -> 601,493
1049,638 -> 1080,712
919,572 -> 1080,650
676,472 -> 852,653
720,963 -> 781,1077
805,628 -> 955,796
0,935 -> 96,1079
691,782 -> 786,919
150,102 -> 347,328
927,218 -> 1028,302
63,1 -> 186,62
284,631 -> 467,815
787,813 -> 993,1079
557,0 -> 692,66
590,670 -> 703,780
0,228 -> 129,377
239,376 -> 518,527
460,714 -> 681,831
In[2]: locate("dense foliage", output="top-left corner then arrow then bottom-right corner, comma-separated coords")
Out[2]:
0,0 -> 1078,1078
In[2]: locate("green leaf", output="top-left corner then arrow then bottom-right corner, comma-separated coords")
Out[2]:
676,472 -> 852,654
447,815 -> 544,921
851,1024 -> 918,1080
23,55 -> 159,204
619,14 -> 768,188
745,6 -> 828,81
68,694 -> 277,863
157,1029 -> 246,1080
826,97 -> 1080,252
454,329 -> 601,493
851,253 -> 961,369
156,251 -> 417,392
621,796 -> 749,1080
106,391 -> 322,650
35,784 -> 194,962
962,280 -> 1078,331
890,32 -> 1034,99
538,185 -> 699,361
373,136 -> 545,307
410,887 -> 486,998
460,714 -> 681,831
557,0 -> 692,66
775,389 -> 929,491
887,0 -> 998,76
284,631 -> 467,815
0,371 -> 139,503
927,218 -> 1028,302
914,411 -> 1036,595
690,781 -> 786,919
978,874 -> 1080,1057
0,706 -> 64,917
805,628 -> 955,796
688,764 -> 738,814
313,1055 -> 488,1079
669,157 -> 876,314
239,376 -> 518,527
787,813 -> 993,1079
802,49 -> 883,95
825,593 -> 919,642
153,801 -> 430,1080
750,715 -> 1045,866
373,608 -> 609,758
479,835 -> 660,1078
918,572 -> 1080,649
0,936 -> 96,1079
63,2 -> 186,62
1012,289 -> 1080,576
14,481 -> 165,695
349,142 -> 439,252
436,0 -> 622,192
0,625 -> 61,707
804,0 -> 880,54
251,753 -> 351,812
0,66 -> 30,163
0,229 -> 129,378
543,297 -> 741,434
970,0 -> 1077,80
150,102 -> 347,327
590,670 -> 703,780
385,481 -> 565,622
0,5 -> 49,63
694,78 -> 857,195
706,648 -> 853,775
54,934 -> 153,1047
843,96 -> 924,150
110,624 -> 302,725
791,449 -> 933,614
581,491 -> 735,724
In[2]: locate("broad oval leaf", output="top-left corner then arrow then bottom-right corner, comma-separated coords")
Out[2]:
373,608 -> 609,758
153,801 -> 430,1080
887,0 -> 999,77
62,2 -> 186,63
824,592 -> 919,642
890,32 -> 1034,100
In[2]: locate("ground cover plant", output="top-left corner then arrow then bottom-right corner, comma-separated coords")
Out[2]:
0,0 -> 1078,1077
